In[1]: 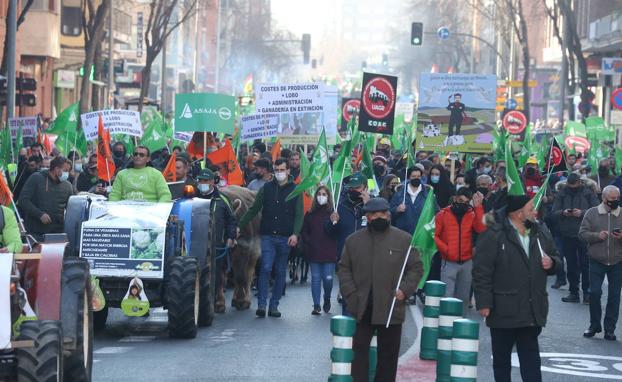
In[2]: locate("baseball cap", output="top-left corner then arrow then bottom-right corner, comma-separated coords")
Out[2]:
346,172 -> 368,188
526,157 -> 538,165
196,169 -> 215,180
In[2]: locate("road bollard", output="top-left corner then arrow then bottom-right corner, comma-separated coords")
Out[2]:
329,315 -> 356,382
420,281 -> 447,360
436,298 -> 463,382
450,319 -> 479,382
368,333 -> 377,382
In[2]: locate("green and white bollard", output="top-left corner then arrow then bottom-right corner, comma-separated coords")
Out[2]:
368,333 -> 377,382
329,315 -> 356,382
450,319 -> 479,382
420,281 -> 447,360
436,298 -> 463,382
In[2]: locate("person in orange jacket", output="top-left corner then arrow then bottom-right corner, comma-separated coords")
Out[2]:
434,187 -> 487,310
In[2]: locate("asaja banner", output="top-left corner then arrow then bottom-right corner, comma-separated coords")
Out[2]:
417,73 -> 496,153
81,110 -> 142,141
175,92 -> 235,134
9,116 -> 37,138
358,72 -> 398,135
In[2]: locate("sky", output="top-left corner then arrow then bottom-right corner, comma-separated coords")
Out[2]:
270,0 -> 333,37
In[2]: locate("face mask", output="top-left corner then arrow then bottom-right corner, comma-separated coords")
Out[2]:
421,175 -> 428,184
198,184 -> 212,194
483,166 -> 492,174
599,166 -> 609,175
409,178 -> 421,188
275,172 -> 287,182
74,163 -> 83,173
373,164 -> 386,177
254,172 -> 263,180
606,199 -> 620,210
18,154 -> 26,162
113,151 -> 124,158
477,187 -> 489,196
526,167 -> 536,177
456,184 -> 464,191
369,217 -> 390,232
316,195 -> 328,205
348,190 -> 362,203
40,167 -> 49,172
451,202 -> 470,216
580,174 -> 588,180
430,175 -> 440,184
59,171 -> 69,182
524,219 -> 535,230
218,179 -> 227,187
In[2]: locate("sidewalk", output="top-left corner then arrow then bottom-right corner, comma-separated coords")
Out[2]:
396,304 -> 436,382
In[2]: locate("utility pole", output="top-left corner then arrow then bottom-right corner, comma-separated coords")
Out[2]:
161,39 -> 167,112
192,0 -> 200,89
7,0 -> 17,120
214,0 -> 222,93
108,0 -> 114,108
560,10 -> 568,127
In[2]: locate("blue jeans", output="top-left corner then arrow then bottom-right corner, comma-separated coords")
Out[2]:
589,259 -> 622,332
561,237 -> 589,294
257,235 -> 290,309
309,262 -> 335,306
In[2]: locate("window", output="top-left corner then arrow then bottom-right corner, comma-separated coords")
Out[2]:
61,0 -> 82,36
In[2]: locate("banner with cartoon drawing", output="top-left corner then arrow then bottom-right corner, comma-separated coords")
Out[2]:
417,74 -> 497,153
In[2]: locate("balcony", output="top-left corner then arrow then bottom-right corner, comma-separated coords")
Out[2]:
582,11 -> 622,53
19,10 -> 61,58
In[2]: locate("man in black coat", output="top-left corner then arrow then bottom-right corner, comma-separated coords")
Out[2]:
473,195 -> 561,382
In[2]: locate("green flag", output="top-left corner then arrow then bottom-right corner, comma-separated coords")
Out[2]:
47,102 -> 79,134
411,189 -> 438,289
14,124 -> 23,156
533,171 -> 551,210
1,126 -> 13,167
140,114 -> 168,152
493,126 -> 507,162
286,128 -> 329,201
48,102 -> 87,155
505,140 -> 525,196
360,133 -> 376,189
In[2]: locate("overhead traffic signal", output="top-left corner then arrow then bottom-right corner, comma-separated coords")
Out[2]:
411,22 -> 423,46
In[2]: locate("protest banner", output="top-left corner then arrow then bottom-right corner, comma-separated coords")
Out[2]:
80,201 -> 173,278
358,72 -> 398,135
417,73 -> 496,153
255,82 -> 324,114
8,116 -> 37,138
175,92 -> 236,134
81,110 -> 142,141
240,113 -> 279,141
340,98 -> 360,135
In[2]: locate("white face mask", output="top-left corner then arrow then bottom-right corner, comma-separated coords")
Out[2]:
218,179 -> 227,187
74,163 -> 83,173
275,172 -> 287,182
456,184 -> 464,191
198,184 -> 212,194
59,171 -> 69,182
317,195 -> 328,205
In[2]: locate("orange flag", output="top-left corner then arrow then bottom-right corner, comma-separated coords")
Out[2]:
97,115 -> 116,182
162,151 -> 177,182
0,171 -> 13,207
271,139 -> 281,162
206,139 -> 244,186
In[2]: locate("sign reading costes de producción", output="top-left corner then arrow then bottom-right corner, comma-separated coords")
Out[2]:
255,83 -> 324,114
175,92 -> 236,134
81,110 -> 142,141
9,116 -> 37,138
240,113 -> 279,141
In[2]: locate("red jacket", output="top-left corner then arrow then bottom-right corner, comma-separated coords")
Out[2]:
434,204 -> 486,263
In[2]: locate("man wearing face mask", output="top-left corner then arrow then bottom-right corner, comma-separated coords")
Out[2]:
372,156 -> 389,187
112,142 -> 129,169
18,156 -> 74,241
239,158 -> 304,318
247,158 -> 272,192
338,198 -> 423,382
196,169 -> 237,313
473,195 -> 560,382
590,158 -> 616,198
331,173 -> 371,260
523,157 -> 544,198
390,167 -> 438,235
552,172 -> 599,303
476,174 -> 494,213
434,187 -> 486,310
465,157 -> 493,192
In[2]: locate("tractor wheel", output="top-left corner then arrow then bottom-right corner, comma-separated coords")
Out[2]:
166,257 -> 200,338
60,258 -> 93,381
93,305 -> 108,331
16,320 -> 64,382
198,264 -> 215,327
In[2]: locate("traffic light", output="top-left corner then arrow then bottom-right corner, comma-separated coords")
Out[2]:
411,22 -> 423,46
301,34 -> 311,64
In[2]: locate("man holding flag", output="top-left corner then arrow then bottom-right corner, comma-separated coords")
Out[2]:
338,198 -> 422,382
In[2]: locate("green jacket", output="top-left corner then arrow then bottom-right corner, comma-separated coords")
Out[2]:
1,206 -> 23,253
108,166 -> 172,202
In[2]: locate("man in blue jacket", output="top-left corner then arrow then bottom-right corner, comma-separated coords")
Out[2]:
330,172 -> 370,258
390,166 -> 438,235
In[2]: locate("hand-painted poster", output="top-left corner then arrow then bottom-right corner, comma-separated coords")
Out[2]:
417,74 -> 496,153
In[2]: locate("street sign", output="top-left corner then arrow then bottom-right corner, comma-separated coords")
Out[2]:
502,110 -> 527,135
506,80 -> 537,88
611,110 -> 622,125
611,88 -> 622,111
505,98 -> 517,110
437,27 -> 450,40
602,58 -> 622,75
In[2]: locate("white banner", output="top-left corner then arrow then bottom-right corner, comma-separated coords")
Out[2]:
9,116 -> 37,138
81,110 -> 142,141
240,113 -> 279,141
0,254 -> 12,349
255,82 -> 324,115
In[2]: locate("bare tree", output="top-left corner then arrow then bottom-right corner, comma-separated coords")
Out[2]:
139,0 -> 197,112
79,0 -> 111,115
503,0 -> 531,120
0,0 -> 34,76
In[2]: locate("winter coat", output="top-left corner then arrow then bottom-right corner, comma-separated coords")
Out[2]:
301,206 -> 338,263
390,184 -> 437,234
332,195 -> 366,258
551,182 -> 599,237
590,173 -> 616,194
434,204 -> 486,263
578,203 -> 622,266
0,206 -> 22,253
523,173 -> 544,198
18,170 -> 74,235
473,210 -> 561,328
197,188 -> 237,248
338,226 -> 423,325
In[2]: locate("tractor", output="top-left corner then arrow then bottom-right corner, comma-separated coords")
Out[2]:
63,190 -> 215,339
0,236 -> 93,381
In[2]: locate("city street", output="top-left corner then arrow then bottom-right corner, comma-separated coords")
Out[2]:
92,278 -> 622,381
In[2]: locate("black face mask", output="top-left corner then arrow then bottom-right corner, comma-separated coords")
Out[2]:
409,178 -> 421,188
526,167 -> 536,177
451,202 -> 470,217
477,187 -> 489,196
113,151 -> 124,158
348,190 -> 362,203
524,219 -> 535,230
599,166 -> 609,176
18,155 -> 26,162
254,172 -> 263,180
369,218 -> 390,232
607,199 -> 620,210
373,164 -> 386,178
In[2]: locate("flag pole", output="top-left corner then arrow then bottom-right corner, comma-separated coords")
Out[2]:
203,131 -> 207,169
386,245 -> 413,328
333,153 -> 349,212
